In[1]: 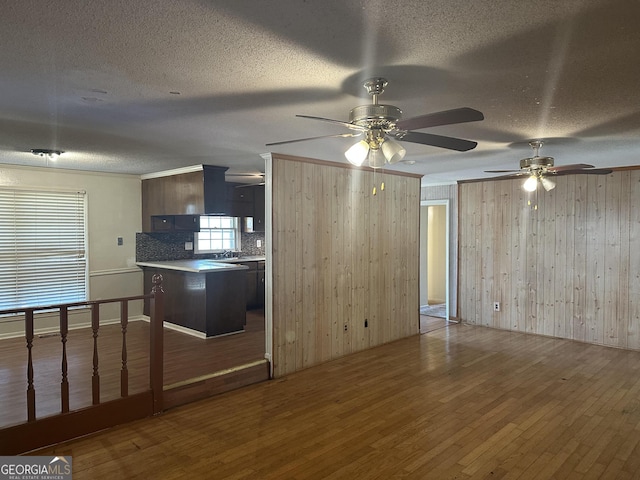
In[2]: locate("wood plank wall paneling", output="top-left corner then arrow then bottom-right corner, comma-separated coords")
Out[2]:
270,155 -> 421,377
458,169 -> 640,351
420,184 -> 458,315
630,171 -> 640,350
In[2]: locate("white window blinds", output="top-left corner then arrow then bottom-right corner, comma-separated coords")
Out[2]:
0,188 -> 87,310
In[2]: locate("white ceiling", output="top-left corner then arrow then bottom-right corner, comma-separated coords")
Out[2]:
1,0 -> 639,185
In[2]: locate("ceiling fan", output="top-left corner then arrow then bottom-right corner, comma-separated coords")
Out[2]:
484,140 -> 613,192
266,77 -> 484,168
226,172 -> 265,187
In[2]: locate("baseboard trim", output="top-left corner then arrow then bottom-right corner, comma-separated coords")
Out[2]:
163,360 -> 270,410
89,267 -> 141,277
138,315 -> 207,339
0,316 -> 147,340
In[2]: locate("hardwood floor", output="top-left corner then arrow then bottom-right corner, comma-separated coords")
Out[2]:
34,323 -> 640,479
0,310 -> 265,427
419,314 -> 449,334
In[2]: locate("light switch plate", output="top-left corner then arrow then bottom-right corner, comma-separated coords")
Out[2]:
185,241 -> 193,251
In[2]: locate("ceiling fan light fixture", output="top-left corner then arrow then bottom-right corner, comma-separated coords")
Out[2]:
368,149 -> 385,169
380,138 -> 406,164
268,78 -> 483,166
523,175 -> 538,192
345,140 -> 369,166
540,176 -> 556,191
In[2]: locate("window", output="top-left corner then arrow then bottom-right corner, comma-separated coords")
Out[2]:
195,216 -> 240,253
0,188 -> 87,311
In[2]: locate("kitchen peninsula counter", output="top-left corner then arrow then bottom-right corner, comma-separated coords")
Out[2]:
136,259 -> 249,273
214,255 -> 265,263
138,260 -> 248,337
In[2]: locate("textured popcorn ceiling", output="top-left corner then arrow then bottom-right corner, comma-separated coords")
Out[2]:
0,0 -> 638,184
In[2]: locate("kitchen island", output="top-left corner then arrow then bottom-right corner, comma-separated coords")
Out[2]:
137,259 -> 249,338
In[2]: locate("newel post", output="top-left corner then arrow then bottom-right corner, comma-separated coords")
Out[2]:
25,309 -> 36,421
149,274 -> 164,414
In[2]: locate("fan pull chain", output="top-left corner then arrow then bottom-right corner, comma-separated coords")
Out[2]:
372,171 -> 385,196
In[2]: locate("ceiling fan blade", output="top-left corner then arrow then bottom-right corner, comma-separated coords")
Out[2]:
551,168 -> 613,176
482,173 -> 525,181
484,169 -> 521,173
296,115 -> 368,132
235,182 -> 266,188
266,132 -> 361,146
547,163 -> 595,172
395,107 -> 484,131
394,131 -> 478,151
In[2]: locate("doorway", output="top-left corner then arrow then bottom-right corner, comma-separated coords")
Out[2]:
419,200 -> 449,332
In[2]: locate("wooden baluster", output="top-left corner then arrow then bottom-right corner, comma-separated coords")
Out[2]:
120,300 -> 129,397
150,274 -> 164,414
60,306 -> 70,413
25,309 -> 36,422
91,304 -> 100,405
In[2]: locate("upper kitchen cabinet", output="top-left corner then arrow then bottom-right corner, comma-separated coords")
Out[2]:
253,185 -> 265,232
141,165 -> 228,232
226,183 -> 254,218
239,185 -> 265,232
150,214 -> 201,232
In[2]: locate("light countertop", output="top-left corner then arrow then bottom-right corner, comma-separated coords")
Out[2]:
214,255 -> 265,264
136,259 -> 250,273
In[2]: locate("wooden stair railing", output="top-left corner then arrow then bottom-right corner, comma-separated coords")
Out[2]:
0,274 -> 164,455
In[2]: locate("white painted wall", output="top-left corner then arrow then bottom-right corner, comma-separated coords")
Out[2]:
0,164 -> 143,337
427,205 -> 447,304
419,206 -> 429,306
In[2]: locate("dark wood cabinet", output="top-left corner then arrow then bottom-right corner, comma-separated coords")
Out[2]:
226,183 -> 254,218
151,215 -> 175,231
142,166 -> 267,232
240,260 -> 265,310
142,165 -> 228,231
150,214 -> 200,232
230,184 -> 254,204
142,267 -> 246,337
174,214 -> 200,231
142,166 -> 264,232
257,261 -> 265,307
241,261 -> 258,310
202,166 -> 229,215
253,185 -> 265,232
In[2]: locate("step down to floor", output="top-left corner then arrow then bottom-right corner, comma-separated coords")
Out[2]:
163,359 -> 270,410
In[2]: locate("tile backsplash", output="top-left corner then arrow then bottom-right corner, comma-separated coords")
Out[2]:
238,231 -> 266,256
136,231 -> 265,262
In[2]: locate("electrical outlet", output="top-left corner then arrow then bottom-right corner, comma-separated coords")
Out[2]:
257,239 -> 262,248
117,237 -> 123,246
493,302 -> 500,312
185,241 -> 193,251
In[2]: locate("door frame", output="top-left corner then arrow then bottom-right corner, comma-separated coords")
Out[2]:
420,199 -> 450,322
